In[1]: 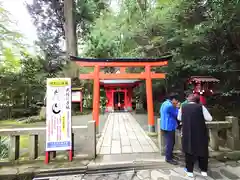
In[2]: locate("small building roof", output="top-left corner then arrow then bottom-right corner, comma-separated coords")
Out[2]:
189,76 -> 220,83
100,80 -> 141,84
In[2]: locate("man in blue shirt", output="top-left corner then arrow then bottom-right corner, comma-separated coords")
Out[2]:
160,93 -> 179,165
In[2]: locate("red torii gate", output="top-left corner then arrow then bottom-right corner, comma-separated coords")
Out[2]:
70,56 -> 171,132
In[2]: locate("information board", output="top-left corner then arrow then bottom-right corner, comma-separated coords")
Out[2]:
46,78 -> 72,151
72,91 -> 82,102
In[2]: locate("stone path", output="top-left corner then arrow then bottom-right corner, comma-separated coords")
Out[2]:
44,159 -> 240,180
96,113 -> 159,155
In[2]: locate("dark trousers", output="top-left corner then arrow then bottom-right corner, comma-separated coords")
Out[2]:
185,153 -> 208,172
163,130 -> 175,161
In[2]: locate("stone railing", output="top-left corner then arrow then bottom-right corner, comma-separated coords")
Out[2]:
157,116 -> 240,154
0,121 -> 96,163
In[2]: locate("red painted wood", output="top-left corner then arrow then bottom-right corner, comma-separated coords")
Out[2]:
80,101 -> 83,112
127,88 -> 133,108
93,65 -> 100,126
79,73 -> 166,80
105,89 -> 113,107
103,86 -> 135,111
45,151 -> 49,164
69,150 -> 73,161
101,83 -> 139,88
120,67 -> 126,73
74,60 -> 168,132
145,65 -> 154,127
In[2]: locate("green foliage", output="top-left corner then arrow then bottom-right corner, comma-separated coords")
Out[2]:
0,53 -> 50,120
0,5 -> 26,73
0,137 -> 8,158
82,0 -> 240,112
26,0 -> 107,61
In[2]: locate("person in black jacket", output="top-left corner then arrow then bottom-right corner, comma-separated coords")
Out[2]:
177,94 -> 212,178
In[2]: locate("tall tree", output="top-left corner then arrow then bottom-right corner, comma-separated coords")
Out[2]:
64,0 -> 77,57
27,0 -> 107,78
63,0 -> 78,78
27,0 -> 65,67
27,0 -> 107,58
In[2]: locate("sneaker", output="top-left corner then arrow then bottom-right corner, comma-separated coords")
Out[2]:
201,172 -> 208,177
166,159 -> 178,165
184,168 -> 194,178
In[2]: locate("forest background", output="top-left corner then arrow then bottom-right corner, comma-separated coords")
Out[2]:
0,0 -> 240,122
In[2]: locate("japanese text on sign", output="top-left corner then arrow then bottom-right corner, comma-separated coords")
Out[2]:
46,78 -> 72,151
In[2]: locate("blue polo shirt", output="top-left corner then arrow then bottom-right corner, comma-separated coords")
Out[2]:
160,99 -> 178,131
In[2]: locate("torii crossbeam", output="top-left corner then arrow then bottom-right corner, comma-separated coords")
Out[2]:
70,56 -> 171,132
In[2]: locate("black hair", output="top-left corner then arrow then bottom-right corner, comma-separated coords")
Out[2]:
188,94 -> 200,103
168,92 -> 179,100
185,91 -> 192,98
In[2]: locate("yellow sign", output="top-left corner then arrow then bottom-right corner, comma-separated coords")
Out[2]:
61,114 -> 66,137
49,79 -> 69,87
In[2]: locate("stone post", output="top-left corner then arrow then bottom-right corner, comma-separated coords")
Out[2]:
8,135 -> 20,162
157,118 -> 165,155
226,116 -> 240,150
209,129 -> 219,151
29,135 -> 38,160
174,129 -> 182,151
88,121 -> 96,159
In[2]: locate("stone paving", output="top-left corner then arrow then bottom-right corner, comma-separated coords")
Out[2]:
45,159 -> 240,180
96,113 -> 159,155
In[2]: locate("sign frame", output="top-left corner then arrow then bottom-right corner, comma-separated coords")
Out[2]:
45,78 -> 73,164
72,91 -> 82,102
71,88 -> 83,112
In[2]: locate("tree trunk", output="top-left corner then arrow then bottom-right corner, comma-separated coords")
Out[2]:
64,0 -> 79,78
64,0 -> 77,57
137,0 -> 147,11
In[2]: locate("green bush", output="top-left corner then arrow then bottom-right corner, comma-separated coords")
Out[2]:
0,105 -> 40,120
0,137 -> 8,159
0,108 -> 11,120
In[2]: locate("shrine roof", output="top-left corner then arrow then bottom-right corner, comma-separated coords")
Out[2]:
100,80 -> 141,84
70,55 -> 172,62
72,87 -> 83,90
189,76 -> 220,83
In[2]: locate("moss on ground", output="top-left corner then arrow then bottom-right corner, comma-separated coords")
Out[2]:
20,136 -> 29,149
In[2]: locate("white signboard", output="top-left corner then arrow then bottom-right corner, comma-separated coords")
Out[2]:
72,91 -> 82,102
46,78 -> 72,151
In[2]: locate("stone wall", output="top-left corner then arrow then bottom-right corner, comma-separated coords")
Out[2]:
0,121 -> 96,163
157,116 -> 240,155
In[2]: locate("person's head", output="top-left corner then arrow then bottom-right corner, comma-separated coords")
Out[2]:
185,91 -> 192,100
188,94 -> 200,104
168,93 -> 179,106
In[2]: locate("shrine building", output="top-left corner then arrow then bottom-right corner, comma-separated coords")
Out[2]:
100,79 -> 142,112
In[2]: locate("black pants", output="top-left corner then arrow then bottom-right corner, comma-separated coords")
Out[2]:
163,130 -> 175,161
185,153 -> 208,172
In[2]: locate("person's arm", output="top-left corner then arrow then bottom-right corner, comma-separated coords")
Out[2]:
167,105 -> 178,119
177,107 -> 182,121
202,105 -> 212,121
